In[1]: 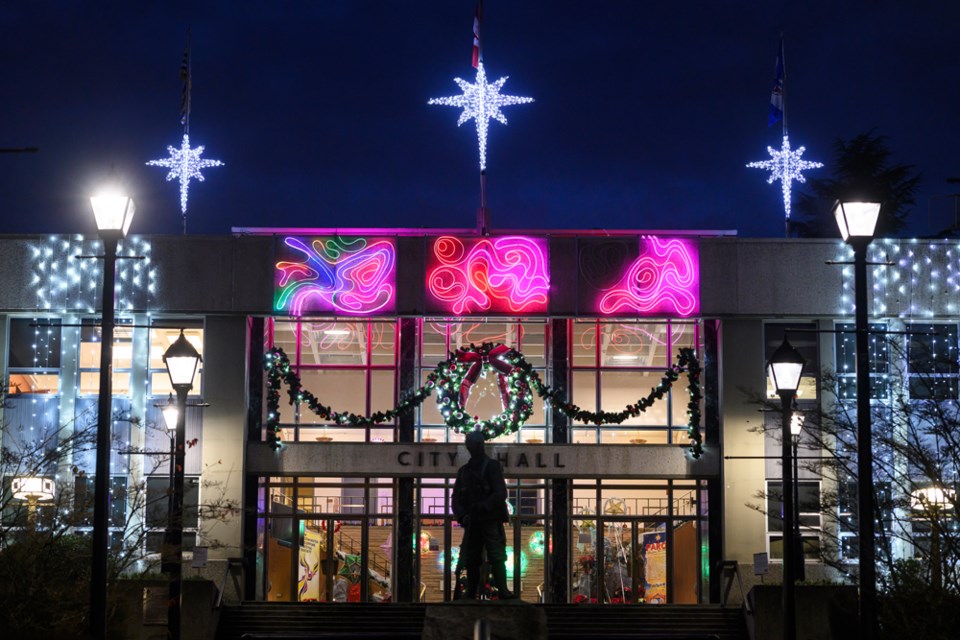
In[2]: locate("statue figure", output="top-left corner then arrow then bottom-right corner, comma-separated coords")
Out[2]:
452,430 -> 515,600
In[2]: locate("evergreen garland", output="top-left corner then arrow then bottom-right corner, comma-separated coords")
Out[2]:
264,342 -> 704,458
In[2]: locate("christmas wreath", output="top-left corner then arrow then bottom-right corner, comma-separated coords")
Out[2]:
265,341 -> 704,457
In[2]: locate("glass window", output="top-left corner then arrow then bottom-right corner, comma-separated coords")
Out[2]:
145,476 -> 200,529
7,317 -> 61,394
417,319 -> 547,442
77,318 -> 133,395
571,319 -> 700,443
766,481 -> 821,560
764,323 -> 819,401
267,319 -> 398,442
149,322 -> 204,396
907,324 -> 959,400
834,322 -> 890,401
73,475 -> 128,527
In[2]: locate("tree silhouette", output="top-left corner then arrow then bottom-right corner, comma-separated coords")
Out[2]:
792,130 -> 921,238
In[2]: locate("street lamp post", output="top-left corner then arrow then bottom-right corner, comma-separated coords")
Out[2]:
88,191 -> 135,638
911,485 -> 955,590
834,199 -> 881,640
159,394 -> 179,520
162,330 -> 202,640
791,413 -> 805,582
767,337 -> 806,640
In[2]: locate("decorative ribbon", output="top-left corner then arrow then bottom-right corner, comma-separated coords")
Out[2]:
457,343 -> 514,409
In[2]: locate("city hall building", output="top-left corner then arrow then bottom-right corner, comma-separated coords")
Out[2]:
0,228 -> 952,605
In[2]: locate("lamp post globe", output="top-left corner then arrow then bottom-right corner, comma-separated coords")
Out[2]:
834,198 -> 882,640
833,200 -> 881,243
766,336 -> 806,640
160,393 -> 179,432
162,330 -> 201,640
88,187 -> 134,639
163,330 -> 202,390
767,337 -> 806,395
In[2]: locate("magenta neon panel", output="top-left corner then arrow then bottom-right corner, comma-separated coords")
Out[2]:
426,236 -> 550,314
274,236 -> 396,316
595,236 -> 699,317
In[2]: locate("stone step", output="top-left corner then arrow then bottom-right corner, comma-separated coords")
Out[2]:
216,602 -> 747,640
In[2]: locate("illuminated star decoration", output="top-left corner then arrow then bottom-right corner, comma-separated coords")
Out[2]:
747,135 -> 822,219
147,133 -> 223,213
428,61 -> 533,171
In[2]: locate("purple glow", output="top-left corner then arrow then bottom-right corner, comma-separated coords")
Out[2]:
274,236 -> 396,316
597,236 -> 699,317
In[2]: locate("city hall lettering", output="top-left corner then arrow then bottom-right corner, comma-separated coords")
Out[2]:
397,450 -> 565,469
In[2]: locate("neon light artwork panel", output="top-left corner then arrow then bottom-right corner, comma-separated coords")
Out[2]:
426,236 -> 549,314
274,236 -> 396,316
596,236 -> 699,317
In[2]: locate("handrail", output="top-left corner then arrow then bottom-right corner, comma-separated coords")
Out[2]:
215,557 -> 244,610
719,560 -> 751,614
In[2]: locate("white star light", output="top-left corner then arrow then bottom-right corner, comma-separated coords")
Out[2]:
147,133 -> 223,213
747,135 -> 822,219
429,61 -> 533,171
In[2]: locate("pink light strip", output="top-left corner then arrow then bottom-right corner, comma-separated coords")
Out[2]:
427,236 -> 550,314
598,236 -> 699,317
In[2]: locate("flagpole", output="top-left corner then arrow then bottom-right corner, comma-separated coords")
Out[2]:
780,35 -> 790,237
181,29 -> 192,235
475,1 -> 489,235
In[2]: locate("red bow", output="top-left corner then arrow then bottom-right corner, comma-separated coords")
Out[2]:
457,345 -> 514,409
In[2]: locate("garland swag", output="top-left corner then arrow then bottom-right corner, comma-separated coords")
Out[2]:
265,342 -> 703,458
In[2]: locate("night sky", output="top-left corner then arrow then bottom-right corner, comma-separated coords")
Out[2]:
2,2 -> 959,238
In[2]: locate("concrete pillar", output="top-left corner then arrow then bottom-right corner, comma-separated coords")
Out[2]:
720,319 -> 767,565
198,316 -> 248,559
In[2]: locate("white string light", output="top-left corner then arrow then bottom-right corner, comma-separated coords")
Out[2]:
747,135 -> 822,219
429,61 -> 533,171
147,133 -> 223,213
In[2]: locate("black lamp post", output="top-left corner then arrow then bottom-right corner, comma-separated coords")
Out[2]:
790,412 -> 805,582
159,393 -> 179,519
767,337 -> 806,640
89,191 -> 136,638
911,485 -> 954,591
162,330 -> 202,640
834,199 -> 881,640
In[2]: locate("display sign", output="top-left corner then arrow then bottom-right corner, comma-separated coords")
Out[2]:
274,236 -> 396,316
643,531 -> 667,604
580,236 -> 699,317
426,235 -> 549,314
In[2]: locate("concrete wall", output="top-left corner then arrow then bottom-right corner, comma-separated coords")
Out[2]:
720,318 -> 767,564
198,316 -> 248,559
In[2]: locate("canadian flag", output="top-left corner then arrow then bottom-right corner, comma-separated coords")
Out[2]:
472,2 -> 482,68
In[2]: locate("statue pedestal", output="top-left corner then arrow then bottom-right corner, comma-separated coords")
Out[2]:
423,601 -> 547,640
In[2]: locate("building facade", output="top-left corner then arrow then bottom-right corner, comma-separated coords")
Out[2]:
0,230 -> 953,604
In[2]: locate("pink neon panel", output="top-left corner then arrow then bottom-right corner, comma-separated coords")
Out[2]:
274,236 -> 396,316
426,236 -> 550,314
596,236 -> 699,317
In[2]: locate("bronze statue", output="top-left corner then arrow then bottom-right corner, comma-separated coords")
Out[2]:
452,430 -> 515,600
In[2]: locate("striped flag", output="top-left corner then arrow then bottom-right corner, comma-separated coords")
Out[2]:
768,38 -> 784,127
472,1 -> 482,68
180,32 -> 191,126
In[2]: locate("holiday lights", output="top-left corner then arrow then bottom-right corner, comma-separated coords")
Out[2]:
597,237 -> 699,317
426,236 -> 549,314
29,236 -> 155,313
264,343 -> 704,456
274,236 -> 396,316
747,135 -> 822,219
428,61 -> 533,171
147,133 -> 223,213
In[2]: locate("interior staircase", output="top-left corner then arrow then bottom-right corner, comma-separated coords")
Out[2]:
216,602 -> 747,640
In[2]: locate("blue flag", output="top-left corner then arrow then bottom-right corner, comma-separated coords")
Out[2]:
768,39 -> 784,127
